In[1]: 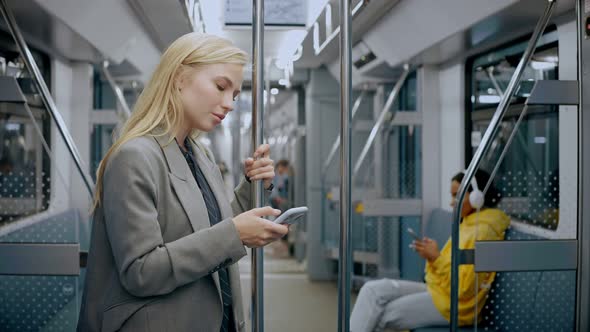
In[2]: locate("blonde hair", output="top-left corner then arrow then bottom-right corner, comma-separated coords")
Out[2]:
92,33 -> 248,211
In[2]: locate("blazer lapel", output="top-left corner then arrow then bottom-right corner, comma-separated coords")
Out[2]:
154,134 -> 223,303
189,138 -> 233,220
154,135 -> 210,232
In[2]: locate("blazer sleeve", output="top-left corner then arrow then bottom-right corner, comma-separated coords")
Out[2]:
102,144 -> 247,298
231,178 -> 252,215
195,139 -> 272,216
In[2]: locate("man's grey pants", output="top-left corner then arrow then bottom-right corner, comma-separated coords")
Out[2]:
350,279 -> 448,332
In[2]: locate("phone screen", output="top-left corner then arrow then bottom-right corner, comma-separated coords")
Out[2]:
407,227 -> 420,240
274,207 -> 308,225
278,213 -> 305,225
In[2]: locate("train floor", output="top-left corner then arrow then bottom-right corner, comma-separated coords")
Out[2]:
239,241 -> 358,332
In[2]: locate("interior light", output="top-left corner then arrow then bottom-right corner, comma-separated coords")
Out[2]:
530,60 -> 557,71
270,88 -> 279,95
534,136 -> 547,144
478,95 -> 502,104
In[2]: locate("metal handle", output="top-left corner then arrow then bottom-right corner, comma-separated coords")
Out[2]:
449,1 -> 556,330
0,0 -> 95,195
353,65 -> 410,179
485,66 -> 505,96
251,0 -> 265,331
101,60 -> 132,120
0,243 -> 81,276
338,0 -> 352,331
321,90 -> 366,178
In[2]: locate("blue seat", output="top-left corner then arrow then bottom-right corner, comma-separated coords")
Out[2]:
412,210 -> 576,331
0,209 -> 83,332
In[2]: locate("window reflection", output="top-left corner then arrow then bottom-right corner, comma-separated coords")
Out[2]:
467,28 -> 559,230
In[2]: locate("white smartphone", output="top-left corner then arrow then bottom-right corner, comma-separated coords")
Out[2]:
274,207 -> 308,225
406,227 -> 421,241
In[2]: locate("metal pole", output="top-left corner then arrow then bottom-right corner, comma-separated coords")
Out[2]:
265,62 -> 271,144
353,65 -> 410,178
576,0 -> 589,330
0,0 -> 95,195
321,90 -> 366,177
338,0 -> 352,331
316,0 -> 369,56
482,106 -> 529,195
449,1 -> 555,330
101,61 -> 132,120
486,67 -> 505,96
251,0 -> 264,331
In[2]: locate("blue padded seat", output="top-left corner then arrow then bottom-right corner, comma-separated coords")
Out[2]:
0,209 -> 82,332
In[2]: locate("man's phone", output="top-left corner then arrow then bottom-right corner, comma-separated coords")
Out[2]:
274,207 -> 308,225
406,227 -> 421,241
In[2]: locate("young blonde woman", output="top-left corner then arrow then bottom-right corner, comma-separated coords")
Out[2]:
78,33 -> 289,332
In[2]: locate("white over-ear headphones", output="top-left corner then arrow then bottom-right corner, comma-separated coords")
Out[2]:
468,173 -> 484,210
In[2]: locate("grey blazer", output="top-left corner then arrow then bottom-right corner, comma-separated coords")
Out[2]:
78,134 -> 252,332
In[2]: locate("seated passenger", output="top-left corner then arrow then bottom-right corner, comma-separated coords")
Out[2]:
350,170 -> 510,332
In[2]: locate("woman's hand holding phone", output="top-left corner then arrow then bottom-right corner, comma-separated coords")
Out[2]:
233,206 -> 289,248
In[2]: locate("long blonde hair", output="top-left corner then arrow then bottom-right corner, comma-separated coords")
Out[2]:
92,33 -> 247,211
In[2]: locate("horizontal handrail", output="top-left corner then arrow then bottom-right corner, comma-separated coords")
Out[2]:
321,90 -> 367,177
101,60 -> 132,120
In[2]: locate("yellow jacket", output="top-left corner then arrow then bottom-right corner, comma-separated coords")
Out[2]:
425,208 -> 510,326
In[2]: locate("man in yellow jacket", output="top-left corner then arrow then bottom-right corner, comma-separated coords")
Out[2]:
350,170 -> 510,332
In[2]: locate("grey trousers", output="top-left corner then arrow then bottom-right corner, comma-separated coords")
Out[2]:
350,279 -> 448,332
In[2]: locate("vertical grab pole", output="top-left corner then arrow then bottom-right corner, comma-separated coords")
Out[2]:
101,60 -> 132,120
337,0 -> 353,331
449,1 -> 555,330
251,0 -> 265,331
576,1 -> 590,330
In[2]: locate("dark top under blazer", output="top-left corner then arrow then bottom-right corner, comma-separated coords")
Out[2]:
178,138 -> 235,332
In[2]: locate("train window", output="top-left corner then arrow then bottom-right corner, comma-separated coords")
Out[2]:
93,67 -> 117,110
93,67 -> 142,111
466,28 -> 559,230
385,126 -> 422,199
0,46 -> 52,226
384,71 -> 417,112
90,124 -> 116,180
470,29 -> 558,110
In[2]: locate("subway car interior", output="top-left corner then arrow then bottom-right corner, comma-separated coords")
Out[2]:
0,0 -> 588,331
